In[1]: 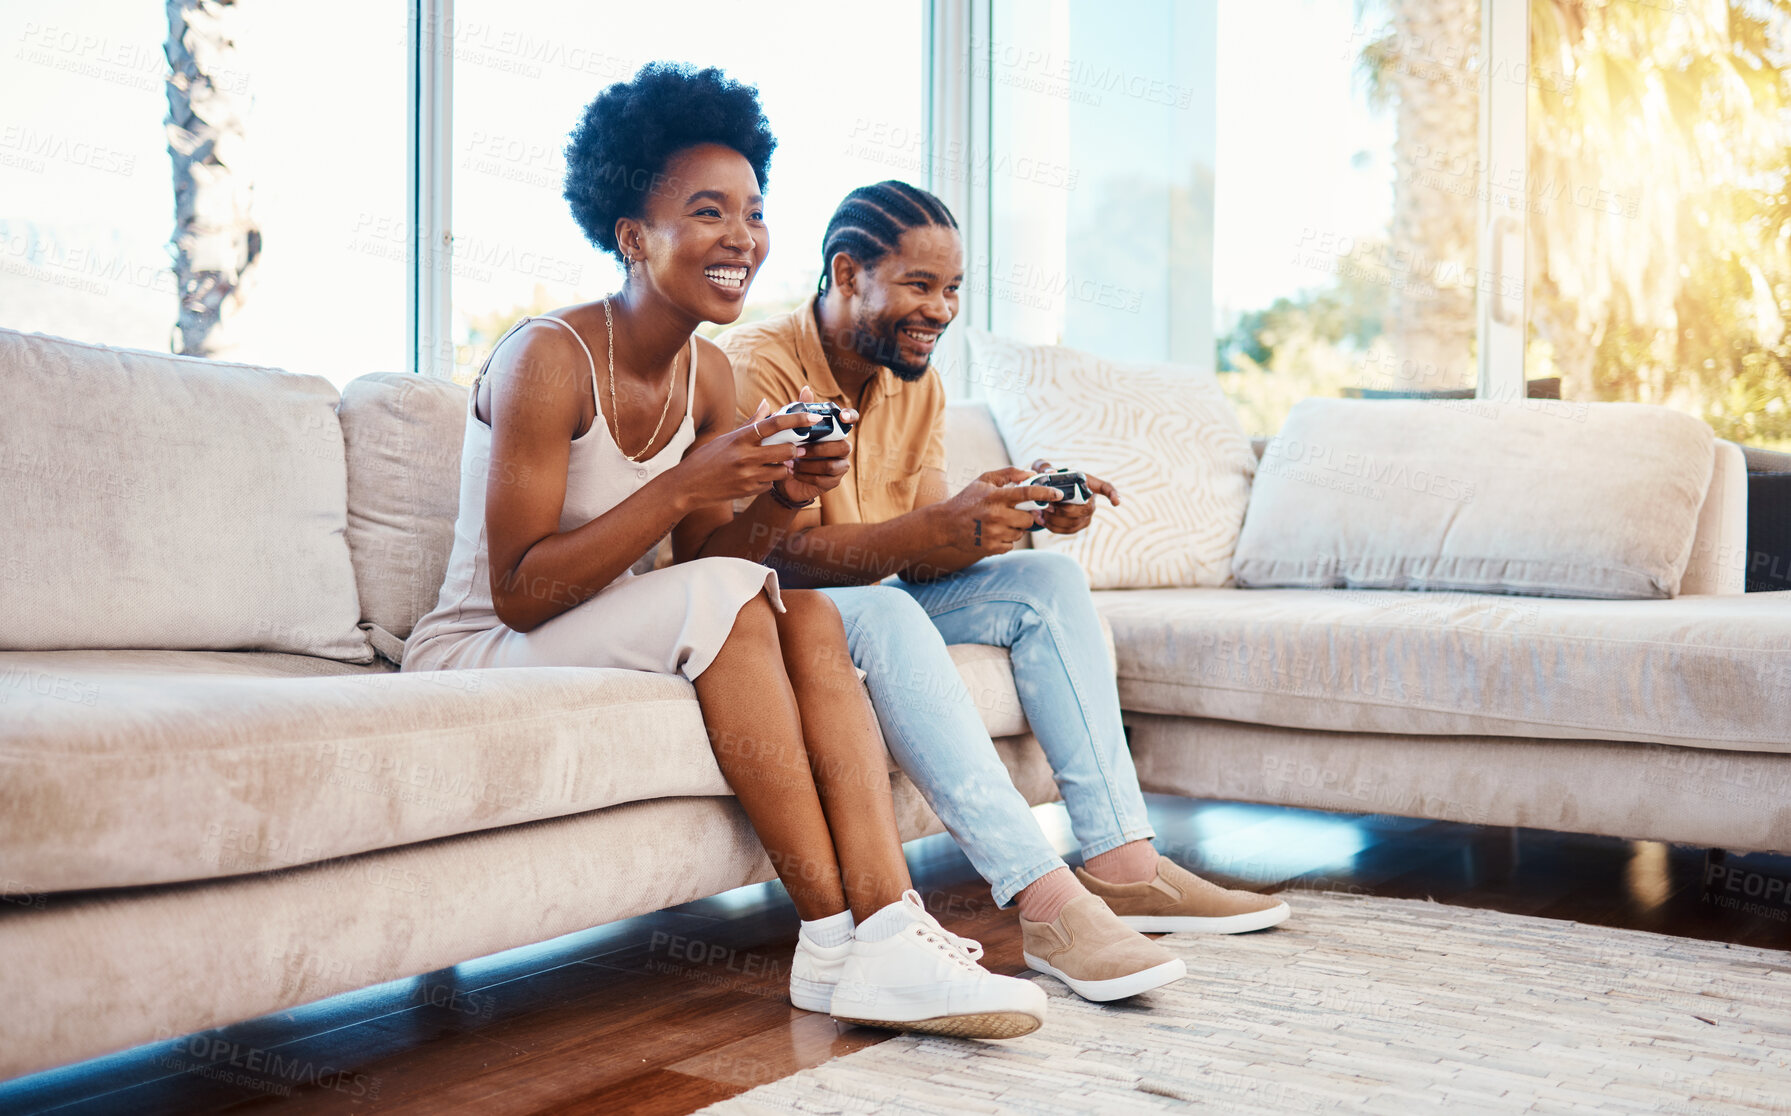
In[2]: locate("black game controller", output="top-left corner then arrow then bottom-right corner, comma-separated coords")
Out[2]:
759,401 -> 854,446
1014,468 -> 1092,511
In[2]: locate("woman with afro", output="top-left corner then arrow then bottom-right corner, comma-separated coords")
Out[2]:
404,64 -> 1046,1039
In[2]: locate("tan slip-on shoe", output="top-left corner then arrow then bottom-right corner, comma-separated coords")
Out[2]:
1020,894 -> 1186,1002
1076,859 -> 1291,934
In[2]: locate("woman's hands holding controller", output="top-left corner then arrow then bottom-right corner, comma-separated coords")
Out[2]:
677,386 -> 858,509
766,385 -> 858,505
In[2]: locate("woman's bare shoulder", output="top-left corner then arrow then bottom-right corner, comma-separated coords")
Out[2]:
478,319 -> 591,430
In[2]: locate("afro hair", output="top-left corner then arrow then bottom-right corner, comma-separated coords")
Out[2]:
563,63 -> 776,260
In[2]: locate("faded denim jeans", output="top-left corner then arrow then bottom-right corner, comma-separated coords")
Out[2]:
822,550 -> 1154,906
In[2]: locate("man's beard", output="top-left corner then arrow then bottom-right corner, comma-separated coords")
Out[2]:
852,309 -> 932,381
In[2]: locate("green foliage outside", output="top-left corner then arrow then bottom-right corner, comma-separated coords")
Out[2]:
1217,0 -> 1791,449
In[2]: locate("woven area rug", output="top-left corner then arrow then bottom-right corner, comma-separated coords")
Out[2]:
700,892 -> 1791,1114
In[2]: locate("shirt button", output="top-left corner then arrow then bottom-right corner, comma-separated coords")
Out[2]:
636,467 -> 647,479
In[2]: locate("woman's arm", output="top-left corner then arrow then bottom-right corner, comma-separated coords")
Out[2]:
484,327 -> 806,632
482,327 -> 691,631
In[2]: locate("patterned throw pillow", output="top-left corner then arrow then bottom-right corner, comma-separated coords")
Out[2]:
970,331 -> 1257,589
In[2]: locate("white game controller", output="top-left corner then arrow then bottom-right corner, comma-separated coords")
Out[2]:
1013,467 -> 1092,512
758,401 -> 854,446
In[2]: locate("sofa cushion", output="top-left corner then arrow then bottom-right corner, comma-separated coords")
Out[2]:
337,373 -> 471,649
0,661 -> 729,893
1097,587 -> 1791,753
1233,398 -> 1716,599
0,637 -> 1050,892
0,329 -> 371,662
970,330 -> 1257,589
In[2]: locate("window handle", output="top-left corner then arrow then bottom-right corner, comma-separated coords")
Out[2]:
1490,215 -> 1522,326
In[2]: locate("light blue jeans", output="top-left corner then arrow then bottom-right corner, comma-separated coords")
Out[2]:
821,550 -> 1155,906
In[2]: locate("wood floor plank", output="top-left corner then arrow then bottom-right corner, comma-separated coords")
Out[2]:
553,1070 -> 743,1116
666,1012 -> 884,1088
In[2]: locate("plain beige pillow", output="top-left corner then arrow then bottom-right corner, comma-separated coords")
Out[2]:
338,372 -> 472,658
0,328 -> 372,661
971,330 -> 1257,589
1232,397 -> 1716,599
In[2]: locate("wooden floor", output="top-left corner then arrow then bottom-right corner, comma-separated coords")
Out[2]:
7,797 -> 1788,1115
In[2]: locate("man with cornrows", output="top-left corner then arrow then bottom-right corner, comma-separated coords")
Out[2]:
720,180 -> 1290,1005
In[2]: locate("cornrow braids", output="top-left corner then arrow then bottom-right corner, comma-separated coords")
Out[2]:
817,180 -> 959,295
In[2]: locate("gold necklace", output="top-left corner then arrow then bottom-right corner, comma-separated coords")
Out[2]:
602,297 -> 680,463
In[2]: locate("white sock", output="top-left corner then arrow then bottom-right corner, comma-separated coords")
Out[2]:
799,909 -> 855,948
855,898 -> 919,943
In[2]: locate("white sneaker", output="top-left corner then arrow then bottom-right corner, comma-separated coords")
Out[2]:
829,891 -> 1047,1040
789,933 -> 853,1012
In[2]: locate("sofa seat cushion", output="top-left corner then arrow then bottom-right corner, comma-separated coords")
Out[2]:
1097,588 -> 1791,753
1,662 -> 723,893
1,636 -> 1046,893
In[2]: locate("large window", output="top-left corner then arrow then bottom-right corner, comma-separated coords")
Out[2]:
983,0 -> 1216,367
6,0 -> 1785,448
448,0 -> 925,384
0,2 -> 409,387
1213,0 -> 1484,435
2,2 -> 176,353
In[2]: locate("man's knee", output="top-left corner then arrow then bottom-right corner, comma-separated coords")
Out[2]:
1005,550 -> 1091,607
837,585 -> 945,658
861,584 -> 938,630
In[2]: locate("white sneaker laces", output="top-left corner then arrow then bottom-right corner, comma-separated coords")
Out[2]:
897,889 -> 986,966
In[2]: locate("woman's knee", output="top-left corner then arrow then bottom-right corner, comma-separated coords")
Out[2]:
725,592 -> 781,650
778,589 -> 843,633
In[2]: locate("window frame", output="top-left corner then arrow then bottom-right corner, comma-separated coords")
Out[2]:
407,0 -> 454,378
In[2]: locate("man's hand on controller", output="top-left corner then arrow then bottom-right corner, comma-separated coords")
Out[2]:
753,386 -> 858,505
1028,459 -> 1120,536
935,467 -> 1062,554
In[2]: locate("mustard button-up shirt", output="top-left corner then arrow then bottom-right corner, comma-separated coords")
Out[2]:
720,297 -> 946,528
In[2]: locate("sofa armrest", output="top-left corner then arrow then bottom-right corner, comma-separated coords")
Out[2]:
1742,444 -> 1791,475
1682,440 -> 1748,596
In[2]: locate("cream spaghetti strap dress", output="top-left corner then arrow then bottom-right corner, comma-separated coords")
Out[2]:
403,315 -> 781,680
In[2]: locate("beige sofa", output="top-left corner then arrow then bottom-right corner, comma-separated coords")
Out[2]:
3,328 -> 1787,1082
